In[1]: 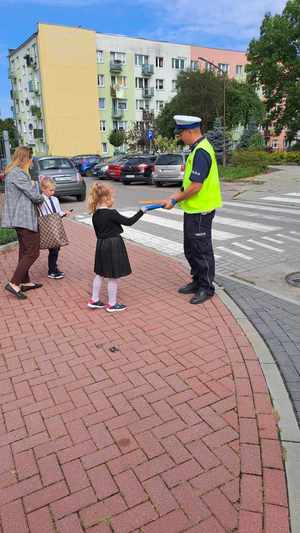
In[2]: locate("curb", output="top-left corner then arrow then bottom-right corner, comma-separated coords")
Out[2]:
0,240 -> 17,253
217,286 -> 300,533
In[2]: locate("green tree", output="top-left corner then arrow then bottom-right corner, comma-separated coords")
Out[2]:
108,129 -> 126,149
155,70 -> 264,138
247,0 -> 300,142
206,117 -> 232,164
238,117 -> 261,149
125,125 -> 147,152
153,134 -> 180,153
0,118 -> 18,150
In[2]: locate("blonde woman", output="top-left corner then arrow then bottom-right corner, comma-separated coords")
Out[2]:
2,146 -> 44,299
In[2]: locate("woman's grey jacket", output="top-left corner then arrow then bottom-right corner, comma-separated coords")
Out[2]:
1,166 -> 44,232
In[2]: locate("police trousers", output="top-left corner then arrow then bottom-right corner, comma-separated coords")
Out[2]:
183,211 -> 215,295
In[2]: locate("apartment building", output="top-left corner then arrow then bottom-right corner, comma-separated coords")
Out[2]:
8,23 -> 248,156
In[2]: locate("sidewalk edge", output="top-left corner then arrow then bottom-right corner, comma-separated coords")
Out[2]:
217,286 -> 300,533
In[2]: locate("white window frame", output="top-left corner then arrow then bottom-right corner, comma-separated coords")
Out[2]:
97,74 -> 105,88
236,64 -> 243,75
110,51 -> 126,64
135,54 -> 149,66
172,58 -> 185,70
98,98 -> 105,110
218,63 -> 229,74
156,56 -> 164,68
100,120 -> 106,132
102,142 -> 108,154
156,79 -> 164,90
156,100 -> 164,112
118,99 -> 127,111
97,50 -> 104,64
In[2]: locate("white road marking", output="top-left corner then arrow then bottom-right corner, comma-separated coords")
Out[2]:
123,211 -> 240,241
232,242 -> 254,251
247,239 -> 283,252
290,231 -> 300,236
285,193 -> 300,196
262,236 -> 284,244
122,228 -> 183,255
214,215 -> 281,232
276,233 -> 300,243
224,201 -> 300,215
216,246 -> 252,260
262,196 -> 300,204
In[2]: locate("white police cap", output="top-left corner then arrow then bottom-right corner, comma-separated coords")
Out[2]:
174,115 -> 202,133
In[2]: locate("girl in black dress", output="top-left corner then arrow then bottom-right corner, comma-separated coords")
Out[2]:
87,182 -> 144,312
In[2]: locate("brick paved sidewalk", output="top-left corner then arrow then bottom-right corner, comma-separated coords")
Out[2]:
0,221 -> 290,533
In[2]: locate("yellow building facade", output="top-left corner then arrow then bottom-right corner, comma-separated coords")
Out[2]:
37,23 -> 99,156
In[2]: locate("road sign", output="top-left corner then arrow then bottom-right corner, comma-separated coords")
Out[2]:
147,129 -> 154,141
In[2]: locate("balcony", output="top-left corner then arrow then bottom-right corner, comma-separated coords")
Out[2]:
31,105 -> 42,119
142,64 -> 154,77
110,85 -> 126,99
110,60 -> 123,73
142,87 -> 154,98
112,108 -> 124,119
142,110 -> 155,122
33,128 -> 44,140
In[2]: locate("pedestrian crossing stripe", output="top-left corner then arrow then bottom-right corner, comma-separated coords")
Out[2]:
262,196 -> 300,204
224,201 -> 300,215
121,210 -> 240,241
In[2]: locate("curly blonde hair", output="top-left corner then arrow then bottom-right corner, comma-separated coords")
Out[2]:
88,182 -> 113,213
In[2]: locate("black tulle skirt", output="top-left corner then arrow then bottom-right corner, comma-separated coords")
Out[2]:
94,236 -> 132,278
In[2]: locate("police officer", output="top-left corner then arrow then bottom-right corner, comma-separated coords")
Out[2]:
161,115 -> 222,304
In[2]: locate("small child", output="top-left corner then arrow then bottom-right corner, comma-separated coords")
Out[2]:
88,182 -> 144,312
40,177 -> 72,279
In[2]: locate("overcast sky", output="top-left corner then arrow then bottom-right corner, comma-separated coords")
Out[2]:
0,0 -> 287,117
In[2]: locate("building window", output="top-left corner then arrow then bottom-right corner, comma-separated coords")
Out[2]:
135,77 -> 147,89
218,63 -> 229,74
156,100 -> 164,112
135,54 -> 149,66
118,99 -> 127,110
272,140 -> 278,150
205,62 -> 215,72
190,60 -> 198,71
156,79 -> 164,90
236,64 -> 243,75
97,74 -> 105,88
113,120 -> 128,131
97,50 -> 104,63
102,142 -> 108,153
136,99 -> 144,110
172,58 -> 186,70
110,51 -> 126,64
98,98 -> 105,110
172,80 -> 177,92
100,120 -> 106,132
156,56 -> 164,68
111,75 -> 127,88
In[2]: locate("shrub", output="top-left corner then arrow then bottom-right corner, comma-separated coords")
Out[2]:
231,150 -> 300,167
0,228 -> 17,245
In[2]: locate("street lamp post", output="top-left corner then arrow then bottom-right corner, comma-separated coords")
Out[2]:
198,56 -> 227,167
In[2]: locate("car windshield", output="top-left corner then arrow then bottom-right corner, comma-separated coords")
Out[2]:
39,158 -> 73,170
156,154 -> 183,165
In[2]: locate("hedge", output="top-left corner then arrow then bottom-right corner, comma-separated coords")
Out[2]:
0,228 -> 17,246
232,150 -> 300,167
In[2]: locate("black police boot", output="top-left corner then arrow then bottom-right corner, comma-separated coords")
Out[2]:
190,290 -> 214,304
178,281 -> 199,294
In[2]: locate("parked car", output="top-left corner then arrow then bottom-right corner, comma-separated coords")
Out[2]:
91,157 -> 116,179
107,155 -> 130,180
152,153 -> 188,186
72,154 -> 101,176
30,156 -> 86,201
121,155 -> 157,185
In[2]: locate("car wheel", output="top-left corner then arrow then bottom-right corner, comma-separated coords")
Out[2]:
77,191 -> 86,201
123,181 -> 130,185
154,181 -> 161,187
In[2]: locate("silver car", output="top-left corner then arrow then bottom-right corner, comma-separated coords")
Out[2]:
31,156 -> 86,201
152,153 -> 188,187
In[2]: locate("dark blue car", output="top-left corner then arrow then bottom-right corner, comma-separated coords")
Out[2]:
72,154 -> 101,176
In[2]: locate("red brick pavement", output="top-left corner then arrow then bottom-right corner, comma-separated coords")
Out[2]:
0,220 -> 290,532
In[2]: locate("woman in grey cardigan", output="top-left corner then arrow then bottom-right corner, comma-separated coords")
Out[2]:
2,146 -> 44,299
